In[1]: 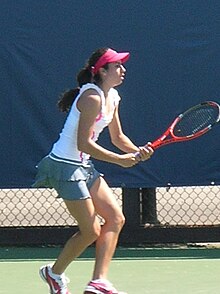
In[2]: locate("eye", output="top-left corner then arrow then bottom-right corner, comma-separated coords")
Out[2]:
115,62 -> 122,68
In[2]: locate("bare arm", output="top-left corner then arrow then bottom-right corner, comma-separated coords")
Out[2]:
77,90 -> 138,168
108,106 -> 154,160
108,106 -> 139,152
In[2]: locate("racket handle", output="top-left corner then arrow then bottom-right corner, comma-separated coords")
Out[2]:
134,151 -> 140,158
134,144 -> 154,158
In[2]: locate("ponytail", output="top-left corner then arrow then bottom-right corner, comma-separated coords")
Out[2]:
57,88 -> 80,112
57,47 -> 109,112
77,67 -> 93,87
57,67 -> 92,113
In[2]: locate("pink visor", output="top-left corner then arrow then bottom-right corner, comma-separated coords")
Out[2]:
92,48 -> 130,74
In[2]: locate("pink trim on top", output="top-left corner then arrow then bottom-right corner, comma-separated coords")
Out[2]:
95,113 -> 103,122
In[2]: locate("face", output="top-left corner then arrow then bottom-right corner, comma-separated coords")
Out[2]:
101,61 -> 126,87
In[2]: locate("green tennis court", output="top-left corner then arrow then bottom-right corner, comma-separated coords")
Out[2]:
1,246 -> 220,294
1,259 -> 220,294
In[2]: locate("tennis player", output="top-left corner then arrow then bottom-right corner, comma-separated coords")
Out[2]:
33,47 -> 154,294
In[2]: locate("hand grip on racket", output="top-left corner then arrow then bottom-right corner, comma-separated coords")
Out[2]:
135,101 -> 220,157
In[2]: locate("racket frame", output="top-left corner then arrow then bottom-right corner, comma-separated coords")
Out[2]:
151,101 -> 220,150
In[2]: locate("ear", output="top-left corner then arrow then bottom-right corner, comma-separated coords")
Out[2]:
100,67 -> 107,74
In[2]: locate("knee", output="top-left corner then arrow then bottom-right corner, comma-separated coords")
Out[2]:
112,213 -> 126,231
119,213 -> 126,228
82,223 -> 101,244
91,224 -> 101,240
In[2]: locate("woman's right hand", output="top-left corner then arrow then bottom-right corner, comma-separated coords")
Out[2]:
117,153 -> 139,168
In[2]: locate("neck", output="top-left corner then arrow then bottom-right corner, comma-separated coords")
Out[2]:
95,82 -> 111,97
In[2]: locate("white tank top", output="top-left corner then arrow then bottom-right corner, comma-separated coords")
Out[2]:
51,83 -> 121,164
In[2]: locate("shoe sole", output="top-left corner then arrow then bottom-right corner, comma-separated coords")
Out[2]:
39,266 -> 53,294
39,266 -> 49,284
84,286 -> 127,294
39,266 -> 72,294
84,292 -> 127,294
84,290 -> 103,294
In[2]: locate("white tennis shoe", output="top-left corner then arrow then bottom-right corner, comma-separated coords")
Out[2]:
84,279 -> 127,294
39,264 -> 71,294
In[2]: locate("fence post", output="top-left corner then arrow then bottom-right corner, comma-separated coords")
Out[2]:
122,188 -> 140,227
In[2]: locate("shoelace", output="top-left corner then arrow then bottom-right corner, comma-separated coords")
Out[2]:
56,274 -> 70,289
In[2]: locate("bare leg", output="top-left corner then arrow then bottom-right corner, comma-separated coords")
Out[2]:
52,198 -> 101,275
51,176 -> 125,286
89,177 -> 125,280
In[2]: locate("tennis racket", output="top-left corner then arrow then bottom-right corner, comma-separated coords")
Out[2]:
141,101 -> 220,151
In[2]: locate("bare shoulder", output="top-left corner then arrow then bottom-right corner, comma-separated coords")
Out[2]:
77,89 -> 101,113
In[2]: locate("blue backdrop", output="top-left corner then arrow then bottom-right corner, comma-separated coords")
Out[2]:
0,0 -> 220,188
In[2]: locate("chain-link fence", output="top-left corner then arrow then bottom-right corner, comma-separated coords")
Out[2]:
155,186 -> 220,226
0,186 -> 220,227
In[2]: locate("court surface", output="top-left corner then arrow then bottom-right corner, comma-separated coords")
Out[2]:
0,246 -> 220,294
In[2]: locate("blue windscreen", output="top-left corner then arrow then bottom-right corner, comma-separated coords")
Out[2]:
0,0 -> 219,188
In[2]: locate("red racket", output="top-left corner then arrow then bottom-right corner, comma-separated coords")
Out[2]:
140,101 -> 220,152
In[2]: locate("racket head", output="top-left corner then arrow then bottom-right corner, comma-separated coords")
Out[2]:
171,101 -> 220,139
150,101 -> 220,150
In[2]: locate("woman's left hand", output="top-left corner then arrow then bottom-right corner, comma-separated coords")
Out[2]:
136,144 -> 154,161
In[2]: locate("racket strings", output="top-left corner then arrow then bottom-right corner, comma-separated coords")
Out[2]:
173,105 -> 218,137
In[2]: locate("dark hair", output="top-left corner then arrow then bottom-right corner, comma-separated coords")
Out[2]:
58,47 -> 109,112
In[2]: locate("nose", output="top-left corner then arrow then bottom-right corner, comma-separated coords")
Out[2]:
120,64 -> 126,72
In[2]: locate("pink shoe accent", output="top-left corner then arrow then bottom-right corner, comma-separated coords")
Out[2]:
84,279 -> 127,294
39,264 -> 71,294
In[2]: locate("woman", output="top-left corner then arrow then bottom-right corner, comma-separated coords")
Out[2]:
33,47 -> 154,294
